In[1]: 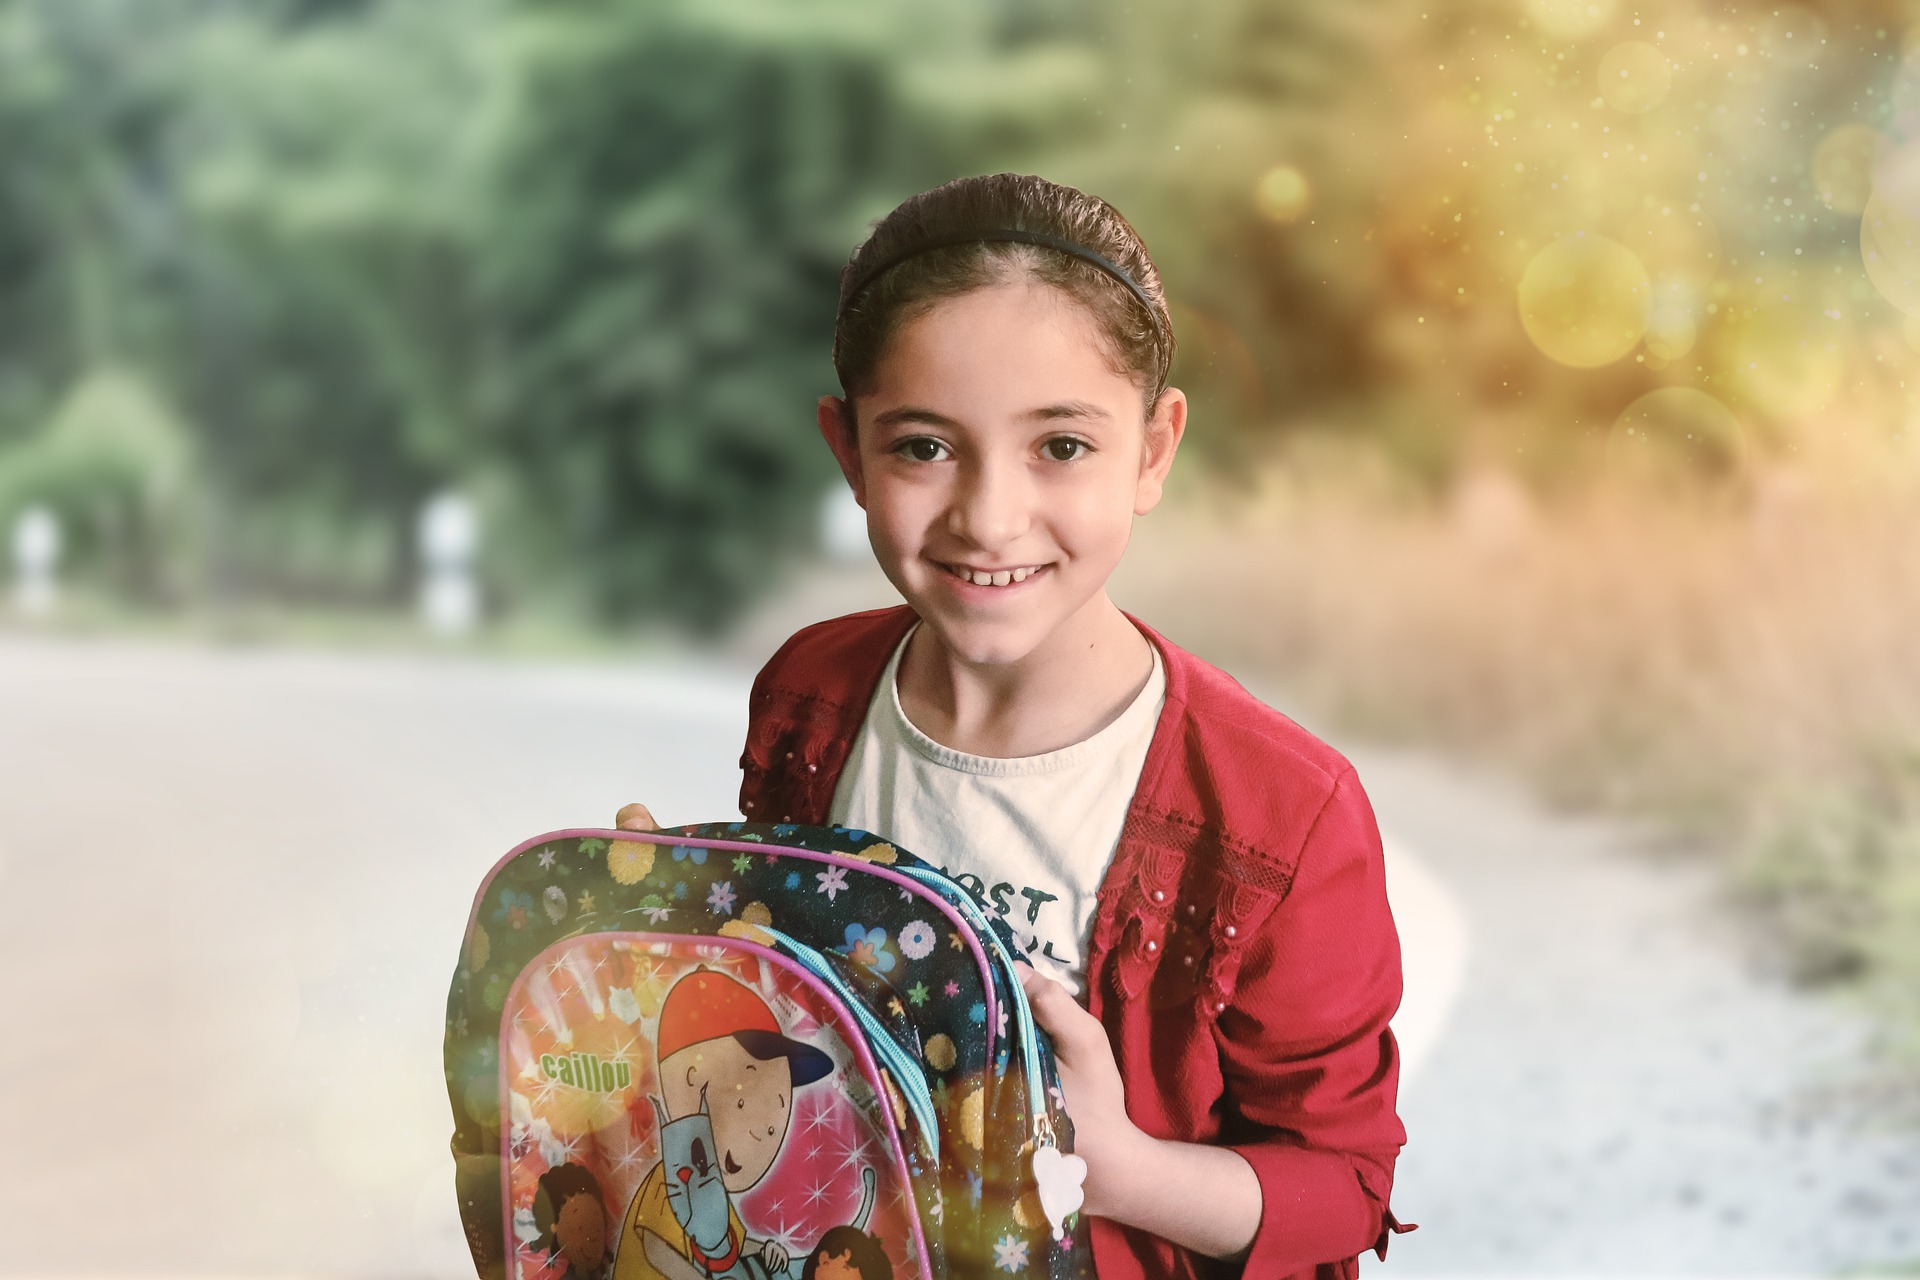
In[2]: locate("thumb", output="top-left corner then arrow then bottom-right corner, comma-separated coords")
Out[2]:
1020,968 -> 1099,1058
614,802 -> 660,832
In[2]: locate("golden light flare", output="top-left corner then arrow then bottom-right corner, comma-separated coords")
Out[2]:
1517,233 -> 1650,367
1722,304 -> 1846,419
1524,0 -> 1617,40
1345,0 -> 1904,473
1598,42 -> 1672,114
1255,165 -> 1311,224
1860,185 -> 1920,318
1813,124 -> 1881,215
1757,5 -> 1829,69
1902,313 -> 1920,355
1623,204 -> 1720,284
1644,283 -> 1699,361
1608,388 -> 1746,487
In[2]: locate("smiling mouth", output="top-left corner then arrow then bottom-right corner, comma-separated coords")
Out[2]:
723,1150 -> 742,1176
940,561 -> 1049,588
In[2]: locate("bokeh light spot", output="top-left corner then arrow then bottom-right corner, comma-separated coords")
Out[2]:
1608,388 -> 1746,487
1758,6 -> 1830,68
1645,284 -> 1699,361
1813,125 -> 1881,215
1599,42 -> 1672,114
1526,0 -> 1617,40
1724,306 -> 1846,418
1860,185 -> 1920,318
1255,165 -> 1311,223
1518,234 -> 1651,367
1624,204 -> 1721,284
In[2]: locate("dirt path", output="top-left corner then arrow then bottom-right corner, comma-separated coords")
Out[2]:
1340,741 -> 1920,1275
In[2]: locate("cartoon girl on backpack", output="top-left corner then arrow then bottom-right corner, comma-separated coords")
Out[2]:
533,1163 -> 613,1280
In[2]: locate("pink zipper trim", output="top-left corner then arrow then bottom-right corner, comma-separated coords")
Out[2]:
467,826 -> 999,1059
496,932 -> 936,1280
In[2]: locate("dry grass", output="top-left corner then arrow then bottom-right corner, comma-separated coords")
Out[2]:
1117,437 -> 1920,1051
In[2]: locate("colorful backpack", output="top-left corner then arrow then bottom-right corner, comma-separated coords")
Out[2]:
445,822 -> 1094,1280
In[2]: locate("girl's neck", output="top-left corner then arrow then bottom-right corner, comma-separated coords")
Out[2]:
896,593 -> 1156,758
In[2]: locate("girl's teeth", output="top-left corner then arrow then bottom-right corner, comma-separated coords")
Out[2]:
952,564 -> 1042,586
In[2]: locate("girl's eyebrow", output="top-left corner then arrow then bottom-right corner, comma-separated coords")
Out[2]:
1028,400 -> 1111,422
869,401 -> 1111,428
869,406 -> 960,430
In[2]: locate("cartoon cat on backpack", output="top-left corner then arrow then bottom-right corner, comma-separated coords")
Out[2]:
636,1091 -> 880,1280
613,969 -> 881,1280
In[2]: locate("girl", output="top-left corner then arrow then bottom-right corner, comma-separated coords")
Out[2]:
533,1163 -> 612,1280
620,173 -> 1408,1279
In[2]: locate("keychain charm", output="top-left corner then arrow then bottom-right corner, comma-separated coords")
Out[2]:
1030,1142 -> 1088,1237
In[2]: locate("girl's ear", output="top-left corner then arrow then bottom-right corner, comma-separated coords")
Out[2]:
1133,387 -> 1188,516
817,395 -> 867,509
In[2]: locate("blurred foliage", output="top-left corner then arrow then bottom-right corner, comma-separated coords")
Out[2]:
473,1 -> 893,628
0,368 -> 197,602
4,0 -> 1920,625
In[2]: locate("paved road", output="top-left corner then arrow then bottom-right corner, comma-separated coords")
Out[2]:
0,635 -> 1914,1277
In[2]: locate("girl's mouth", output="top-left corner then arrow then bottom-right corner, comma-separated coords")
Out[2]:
939,561 -> 1049,588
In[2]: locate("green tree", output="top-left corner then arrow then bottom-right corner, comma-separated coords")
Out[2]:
152,1 -> 492,602
475,0 -> 916,629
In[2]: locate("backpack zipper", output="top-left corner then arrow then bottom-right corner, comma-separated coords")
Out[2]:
892,866 -> 1053,1145
470,828 -> 1002,1063
759,925 -> 943,1164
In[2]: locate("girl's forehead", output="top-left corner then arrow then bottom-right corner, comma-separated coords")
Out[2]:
863,281 -> 1143,416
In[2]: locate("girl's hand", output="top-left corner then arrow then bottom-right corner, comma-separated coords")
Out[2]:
1019,966 -> 1147,1218
614,802 -> 660,832
1019,967 -> 1262,1258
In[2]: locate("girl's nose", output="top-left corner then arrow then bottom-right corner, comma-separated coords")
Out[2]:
949,456 -> 1032,548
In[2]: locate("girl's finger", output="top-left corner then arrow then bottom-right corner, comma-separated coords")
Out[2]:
1022,972 -> 1099,1051
614,802 -> 660,831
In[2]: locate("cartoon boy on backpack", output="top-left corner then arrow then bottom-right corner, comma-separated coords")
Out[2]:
613,968 -> 833,1280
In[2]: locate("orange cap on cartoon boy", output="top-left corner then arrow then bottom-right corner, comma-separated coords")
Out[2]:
657,969 -> 834,1085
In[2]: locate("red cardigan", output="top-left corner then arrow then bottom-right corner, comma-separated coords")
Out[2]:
736,606 -> 1411,1280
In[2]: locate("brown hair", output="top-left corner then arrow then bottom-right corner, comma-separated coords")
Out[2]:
832,174 -> 1175,412
802,1224 -> 894,1280
532,1162 -> 603,1259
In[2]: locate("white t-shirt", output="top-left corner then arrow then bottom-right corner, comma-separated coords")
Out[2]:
828,625 -> 1167,996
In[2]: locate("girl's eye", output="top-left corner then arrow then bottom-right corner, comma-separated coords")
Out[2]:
1044,437 -> 1090,462
896,437 -> 948,463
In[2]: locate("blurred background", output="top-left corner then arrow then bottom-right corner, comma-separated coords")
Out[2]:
4,0 -> 1920,1274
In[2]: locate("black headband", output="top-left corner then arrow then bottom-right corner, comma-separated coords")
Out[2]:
839,228 -> 1169,386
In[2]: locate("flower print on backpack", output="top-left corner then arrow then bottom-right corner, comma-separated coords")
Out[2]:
837,924 -> 896,974
896,921 -> 936,961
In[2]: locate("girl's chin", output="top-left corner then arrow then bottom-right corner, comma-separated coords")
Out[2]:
908,606 -> 1065,669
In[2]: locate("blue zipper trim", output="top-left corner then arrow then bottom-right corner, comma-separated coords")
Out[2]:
760,925 -> 942,1163
893,865 -> 1051,1131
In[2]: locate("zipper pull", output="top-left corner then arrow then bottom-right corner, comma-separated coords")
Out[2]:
1028,1118 -> 1087,1239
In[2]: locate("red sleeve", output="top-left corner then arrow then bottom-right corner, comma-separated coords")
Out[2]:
1220,765 -> 1409,1273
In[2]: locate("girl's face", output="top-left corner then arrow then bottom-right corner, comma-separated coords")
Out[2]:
553,1191 -> 606,1272
821,280 -> 1184,669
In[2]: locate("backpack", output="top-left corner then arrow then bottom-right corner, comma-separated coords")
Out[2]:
445,821 -> 1094,1280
